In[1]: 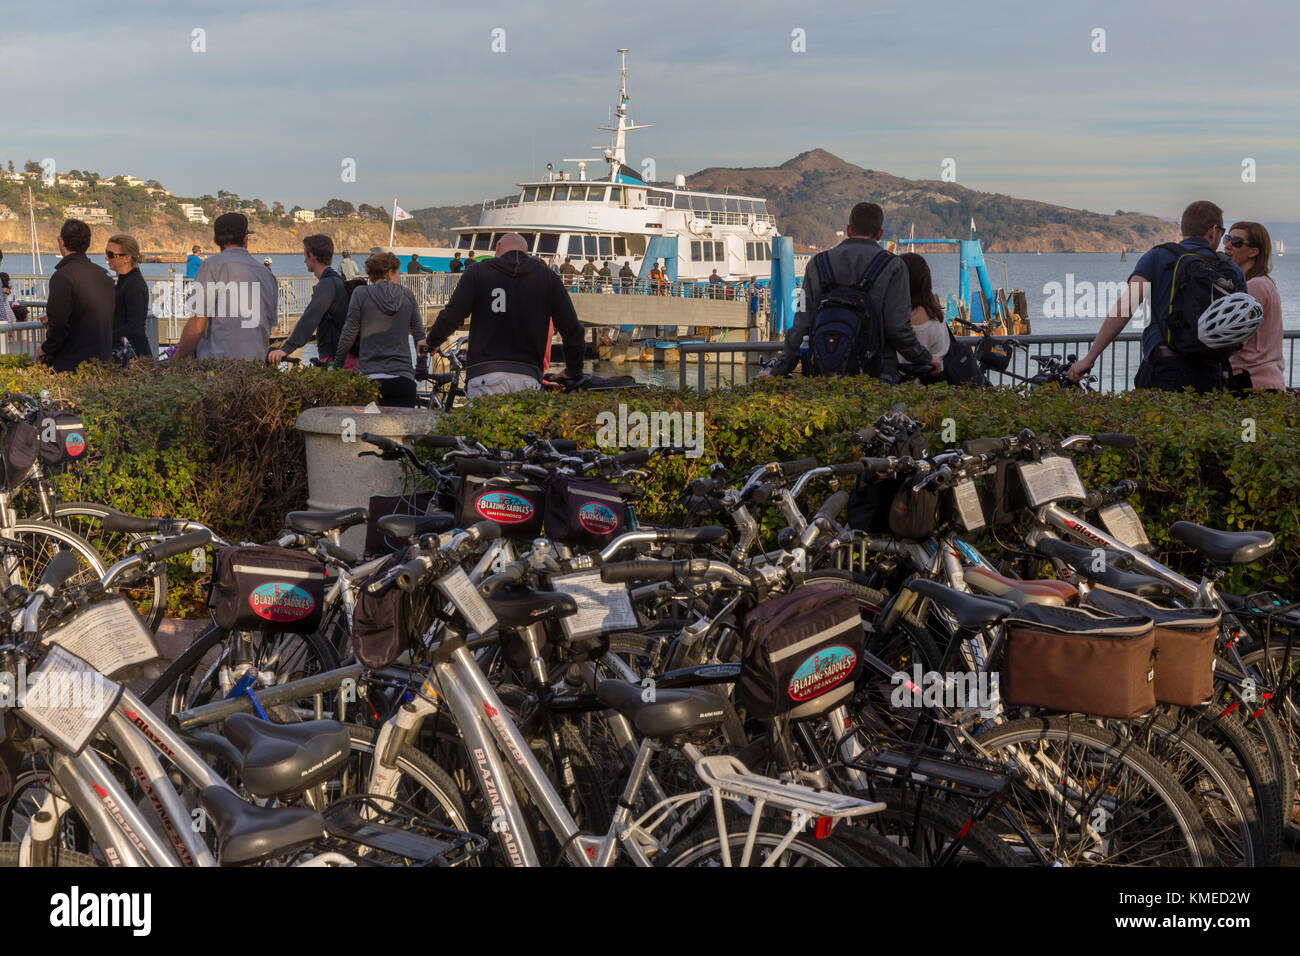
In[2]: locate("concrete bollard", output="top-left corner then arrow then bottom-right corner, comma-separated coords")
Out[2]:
294,405 -> 440,553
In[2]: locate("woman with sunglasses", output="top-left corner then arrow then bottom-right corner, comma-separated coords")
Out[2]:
105,233 -> 154,359
1222,221 -> 1283,390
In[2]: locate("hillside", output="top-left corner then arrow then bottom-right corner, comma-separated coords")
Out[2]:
410,149 -> 1179,253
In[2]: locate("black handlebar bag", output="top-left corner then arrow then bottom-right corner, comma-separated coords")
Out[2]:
1,421 -> 38,491
209,545 -> 327,633
457,476 -> 546,541
739,584 -> 864,720
351,547 -> 440,670
544,476 -> 629,548
888,472 -> 949,539
36,411 -> 89,465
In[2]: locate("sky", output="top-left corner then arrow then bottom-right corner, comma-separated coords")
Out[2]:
3,0 -> 1299,220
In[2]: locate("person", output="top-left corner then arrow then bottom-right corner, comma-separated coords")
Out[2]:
708,268 -> 723,298
425,233 -> 584,398
649,261 -> 664,295
339,250 -> 361,279
559,256 -> 579,289
581,256 -> 597,292
449,252 -> 465,274
896,253 -> 948,373
185,244 -> 203,280
760,202 -> 941,381
36,220 -> 115,371
268,234 -> 349,366
104,233 -> 153,358
0,248 -> 27,322
598,260 -> 612,292
1068,201 -> 1246,391
1223,221 -> 1284,390
263,257 -> 274,272
407,254 -> 430,274
171,213 -> 276,361
331,252 -> 427,407
619,260 -> 635,293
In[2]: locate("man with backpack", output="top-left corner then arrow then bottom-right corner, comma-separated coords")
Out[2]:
760,202 -> 941,381
267,234 -> 349,365
1068,201 -> 1252,392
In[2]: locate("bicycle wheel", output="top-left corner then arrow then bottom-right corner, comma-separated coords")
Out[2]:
661,817 -> 870,867
50,502 -> 169,632
851,786 -> 1024,866
0,520 -> 106,593
1190,705 -> 1284,865
1236,644 -> 1300,837
0,841 -> 98,867
971,716 -> 1220,866
0,759 -> 97,859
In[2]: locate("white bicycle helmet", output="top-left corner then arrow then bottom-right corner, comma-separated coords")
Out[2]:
1197,292 -> 1263,348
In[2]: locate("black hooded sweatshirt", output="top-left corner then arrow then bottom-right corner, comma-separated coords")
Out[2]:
425,250 -> 584,380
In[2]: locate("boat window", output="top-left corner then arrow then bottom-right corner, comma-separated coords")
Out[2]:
523,187 -> 537,202
702,243 -> 713,262
456,234 -> 472,250
626,235 -> 647,256
598,236 -> 612,257
724,198 -> 740,213
674,194 -> 692,210
583,235 -> 598,257
591,186 -> 610,202
738,200 -> 754,215
714,241 -> 724,261
470,233 -> 488,251
567,235 -> 583,255
536,186 -> 553,202
518,232 -> 536,251
753,201 -> 767,216
537,233 -> 559,254
707,197 -> 724,212
552,186 -> 569,201
690,241 -> 701,261
613,236 -> 626,256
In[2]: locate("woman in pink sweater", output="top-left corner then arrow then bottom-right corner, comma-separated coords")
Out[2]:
1223,221 -> 1284,390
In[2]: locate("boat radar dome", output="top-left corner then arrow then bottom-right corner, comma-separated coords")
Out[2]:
674,174 -> 686,188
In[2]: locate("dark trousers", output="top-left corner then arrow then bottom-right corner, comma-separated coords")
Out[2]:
376,376 -> 418,407
1134,350 -> 1229,393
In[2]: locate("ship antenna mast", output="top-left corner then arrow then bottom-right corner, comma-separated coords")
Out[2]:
597,49 -> 651,180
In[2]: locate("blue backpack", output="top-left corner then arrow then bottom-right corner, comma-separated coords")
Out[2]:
808,250 -> 895,377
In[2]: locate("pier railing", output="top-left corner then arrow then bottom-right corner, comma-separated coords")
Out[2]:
678,332 -> 1300,393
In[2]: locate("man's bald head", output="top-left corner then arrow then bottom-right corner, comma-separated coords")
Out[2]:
496,233 -> 527,255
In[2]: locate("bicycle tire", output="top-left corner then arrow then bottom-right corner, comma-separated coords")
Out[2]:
971,716 -> 1220,866
1237,643 -> 1300,839
1189,705 -> 1284,865
50,502 -> 169,632
851,786 -> 1024,866
0,841 -> 98,867
0,520 -> 106,594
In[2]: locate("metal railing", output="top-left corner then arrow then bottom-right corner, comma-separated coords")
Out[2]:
678,331 -> 1300,393
0,320 -> 46,358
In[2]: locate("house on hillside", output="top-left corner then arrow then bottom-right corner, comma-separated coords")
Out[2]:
292,209 -> 316,223
121,176 -> 145,187
64,205 -> 113,225
0,204 -> 16,220
178,203 -> 209,225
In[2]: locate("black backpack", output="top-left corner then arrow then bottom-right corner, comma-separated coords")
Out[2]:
314,269 -> 350,362
808,250 -> 895,377
1157,243 -> 1246,359
941,326 -> 987,386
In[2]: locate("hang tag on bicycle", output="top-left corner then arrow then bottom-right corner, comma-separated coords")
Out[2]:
42,597 -> 160,680
1097,503 -> 1151,551
1017,456 -> 1086,506
551,570 -> 639,640
436,567 -> 498,636
20,645 -> 121,755
951,478 -> 986,532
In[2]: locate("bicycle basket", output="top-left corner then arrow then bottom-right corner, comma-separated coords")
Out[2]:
209,545 -> 327,634
457,476 -> 545,540
543,476 -> 630,548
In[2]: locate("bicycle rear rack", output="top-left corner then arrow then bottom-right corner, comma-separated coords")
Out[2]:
315,795 -> 487,867
692,753 -> 884,820
837,730 -> 1013,799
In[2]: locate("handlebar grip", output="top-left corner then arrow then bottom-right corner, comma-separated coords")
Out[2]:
601,559 -> 676,584
480,564 -> 525,596
101,512 -> 166,534
360,433 -> 400,453
654,526 -> 730,546
1083,490 -> 1103,510
814,490 -> 851,523
615,449 -> 651,466
862,457 -> 894,474
961,437 -> 1007,456
464,521 -> 503,545
831,461 -> 865,477
139,530 -> 211,563
549,439 -> 579,453
40,550 -> 82,591
1124,478 -> 1146,493
1093,433 -> 1137,450
413,434 -> 461,448
852,427 -> 879,445
454,458 -> 502,477
395,556 -> 433,591
778,457 -> 819,477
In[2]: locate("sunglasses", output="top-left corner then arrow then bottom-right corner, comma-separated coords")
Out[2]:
104,251 -> 130,259
1223,236 -> 1247,248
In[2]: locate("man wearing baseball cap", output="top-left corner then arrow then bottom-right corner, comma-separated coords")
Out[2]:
171,212 -> 277,360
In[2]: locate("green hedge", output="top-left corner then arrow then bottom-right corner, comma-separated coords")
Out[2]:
0,358 -> 377,614
438,378 -> 1300,594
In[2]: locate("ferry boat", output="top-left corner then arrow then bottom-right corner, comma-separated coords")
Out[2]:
376,51 -> 786,284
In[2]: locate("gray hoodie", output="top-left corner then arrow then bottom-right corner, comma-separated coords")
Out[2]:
334,281 -> 425,380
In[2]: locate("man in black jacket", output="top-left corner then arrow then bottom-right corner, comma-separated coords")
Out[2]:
425,233 -> 584,398
761,202 -> 941,382
37,219 -> 114,372
268,234 -> 348,365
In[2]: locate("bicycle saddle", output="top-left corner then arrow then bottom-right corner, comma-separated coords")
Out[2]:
964,565 -> 1078,607
198,786 -> 326,866
1035,538 -> 1178,601
487,587 -> 578,630
222,713 -> 352,799
374,512 -> 456,540
285,507 -> 369,536
1169,522 -> 1275,566
596,680 -> 729,740
907,579 -> 1018,630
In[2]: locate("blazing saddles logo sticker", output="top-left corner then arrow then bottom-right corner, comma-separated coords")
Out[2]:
577,501 -> 619,535
474,491 -> 535,525
787,645 -> 857,702
248,582 -> 316,623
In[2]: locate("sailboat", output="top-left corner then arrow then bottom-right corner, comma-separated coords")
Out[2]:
28,186 -> 43,275
1276,239 -> 1285,258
